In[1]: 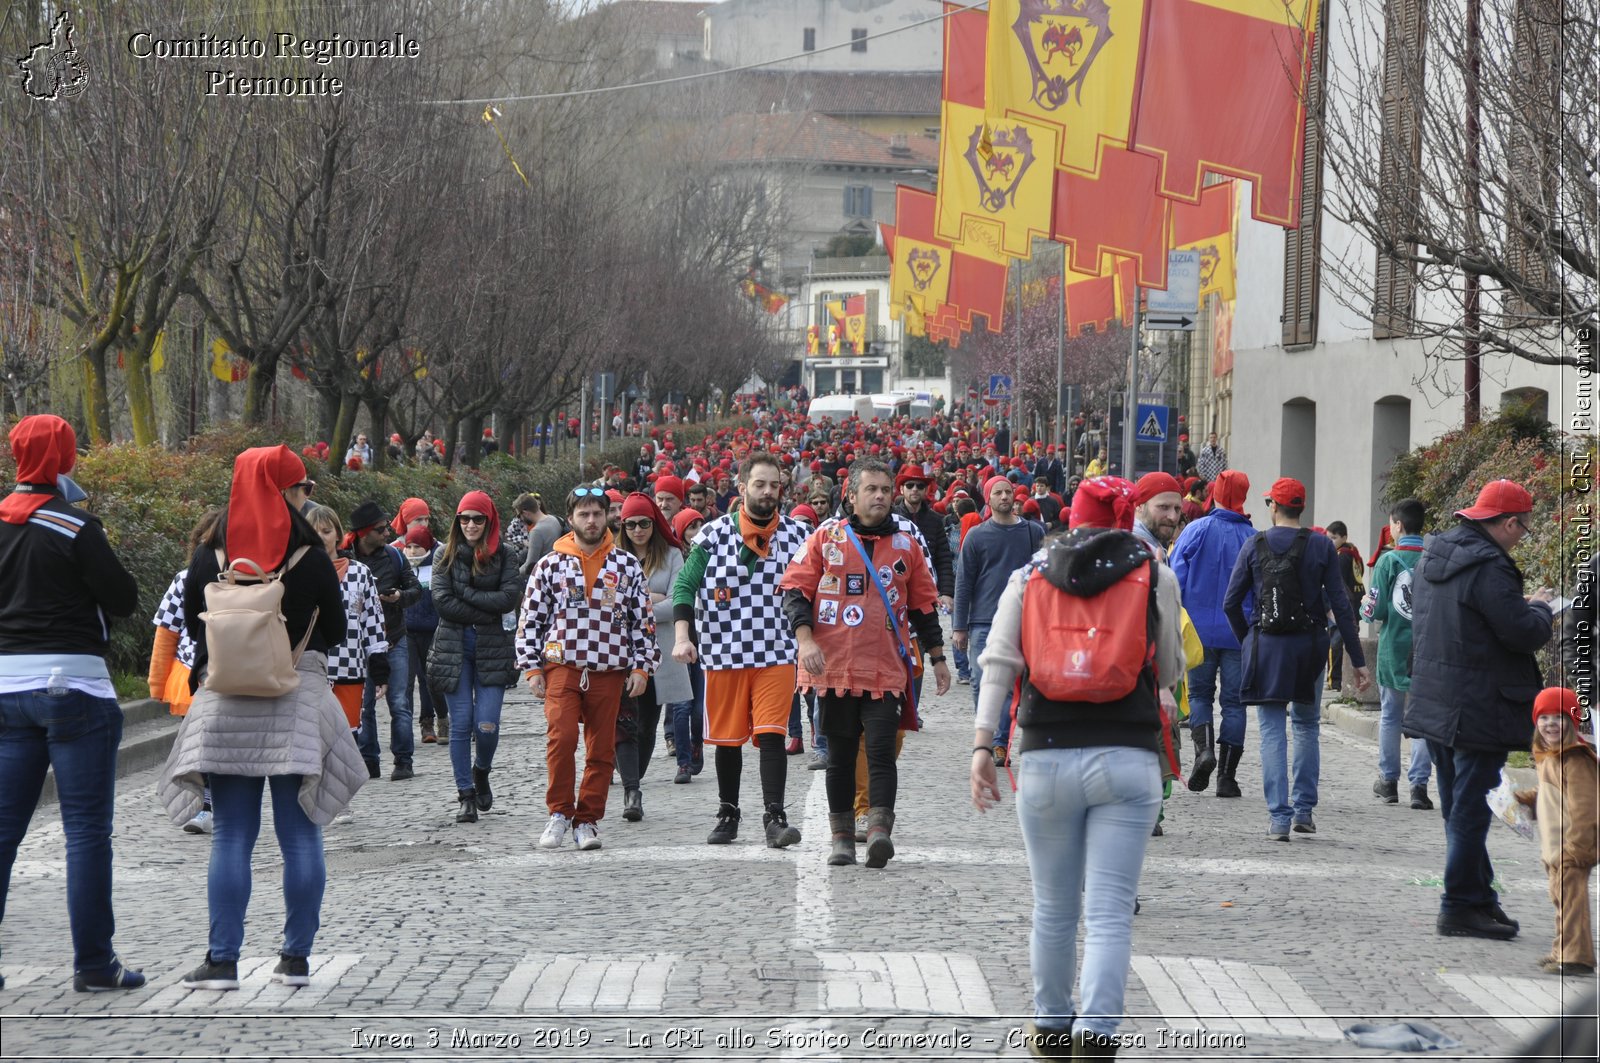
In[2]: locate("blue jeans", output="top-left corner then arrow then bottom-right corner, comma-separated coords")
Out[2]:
0,688 -> 123,975
206,774 -> 325,961
1016,746 -> 1162,1037
358,637 -> 413,766
1187,647 -> 1245,747
1257,688 -> 1322,828
969,624 -> 1011,748
409,629 -> 437,724
446,655 -> 504,793
1378,686 -> 1433,787
1427,743 -> 1508,915
953,643 -> 970,680
673,664 -> 705,769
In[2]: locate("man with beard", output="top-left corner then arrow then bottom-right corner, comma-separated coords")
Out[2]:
782,459 -> 950,868
954,475 -> 1044,765
1132,473 -> 1185,563
672,454 -> 810,848
519,487 -> 659,852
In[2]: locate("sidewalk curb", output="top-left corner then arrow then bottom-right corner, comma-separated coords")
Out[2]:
1323,696 -> 1537,789
39,698 -> 177,806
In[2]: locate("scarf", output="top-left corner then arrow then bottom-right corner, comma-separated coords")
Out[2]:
1,415 -> 77,524
225,445 -> 306,572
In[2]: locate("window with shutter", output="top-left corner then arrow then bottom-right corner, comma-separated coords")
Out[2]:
1503,0 -> 1558,326
803,27 -> 816,52
851,29 -> 868,53
1281,0 -> 1330,348
1372,0 -> 1425,340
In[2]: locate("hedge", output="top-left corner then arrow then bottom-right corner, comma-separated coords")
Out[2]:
0,419 -> 748,681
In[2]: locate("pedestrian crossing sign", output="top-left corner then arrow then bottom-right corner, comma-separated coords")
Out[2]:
1135,404 -> 1169,443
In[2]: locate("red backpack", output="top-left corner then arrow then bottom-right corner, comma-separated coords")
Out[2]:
1020,558 -> 1157,702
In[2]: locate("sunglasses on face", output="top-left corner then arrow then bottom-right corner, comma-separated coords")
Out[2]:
292,481 -> 315,494
622,518 -> 655,532
458,514 -> 488,526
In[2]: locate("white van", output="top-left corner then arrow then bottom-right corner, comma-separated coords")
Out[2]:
869,393 -> 913,422
807,394 -> 874,424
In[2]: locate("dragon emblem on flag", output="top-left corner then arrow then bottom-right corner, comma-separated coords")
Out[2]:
1012,0 -> 1114,109
906,246 -> 944,292
963,122 -> 1037,213
1196,243 -> 1221,290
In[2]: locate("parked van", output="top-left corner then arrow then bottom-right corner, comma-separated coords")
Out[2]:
807,394 -> 874,424
869,393 -> 913,422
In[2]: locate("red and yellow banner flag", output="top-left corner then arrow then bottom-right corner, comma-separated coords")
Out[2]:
844,294 -> 869,354
985,0 -> 1151,177
825,302 -> 844,356
890,189 -> 953,323
1063,256 -> 1137,334
806,324 -> 821,355
1131,0 -> 1319,226
739,275 -> 788,314
1170,179 -> 1238,302
937,4 -> 1056,260
1052,145 -> 1172,289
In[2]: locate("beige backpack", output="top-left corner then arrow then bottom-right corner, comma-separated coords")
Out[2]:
200,546 -> 318,697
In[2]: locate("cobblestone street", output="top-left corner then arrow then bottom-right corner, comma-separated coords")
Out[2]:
1,669 -> 1591,1061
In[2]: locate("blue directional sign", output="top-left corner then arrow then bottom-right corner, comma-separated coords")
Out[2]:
1135,403 -> 1169,443
988,374 -> 1012,400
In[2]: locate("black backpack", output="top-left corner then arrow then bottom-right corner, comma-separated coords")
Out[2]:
1252,528 -> 1318,634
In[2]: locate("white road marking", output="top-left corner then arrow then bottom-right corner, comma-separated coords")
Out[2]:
816,952 -> 995,1015
791,770 -> 831,950
1437,972 -> 1568,1038
488,954 -> 676,1011
1131,955 -> 1343,1039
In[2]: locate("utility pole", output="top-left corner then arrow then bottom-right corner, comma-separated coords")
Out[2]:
1013,265 -> 1024,453
1055,243 -> 1066,447
1122,287 -> 1141,478
578,374 -> 588,476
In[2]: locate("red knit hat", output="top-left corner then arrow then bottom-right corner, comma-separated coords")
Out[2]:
1134,472 -> 1184,506
620,491 -> 678,547
1532,686 -> 1586,729
654,475 -> 686,501
671,506 -> 704,543
1070,477 -> 1137,531
1212,469 -> 1251,514
790,503 -> 820,524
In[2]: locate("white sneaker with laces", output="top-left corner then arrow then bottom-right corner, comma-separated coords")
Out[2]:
331,809 -> 355,826
538,813 -> 570,849
574,822 -> 602,851
183,810 -> 214,835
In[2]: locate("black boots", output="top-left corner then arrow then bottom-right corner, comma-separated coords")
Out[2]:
708,802 -> 740,844
763,803 -> 801,848
1186,723 -> 1217,792
623,788 -> 644,822
827,813 -> 856,865
455,789 -> 478,823
472,766 -> 493,811
1214,743 -> 1243,798
1373,777 -> 1399,803
864,807 -> 896,868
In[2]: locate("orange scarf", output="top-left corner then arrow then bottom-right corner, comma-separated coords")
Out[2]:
740,509 -> 778,560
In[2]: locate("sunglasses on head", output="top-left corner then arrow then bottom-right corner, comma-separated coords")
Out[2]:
458,514 -> 488,525
571,487 -> 606,498
622,518 -> 655,531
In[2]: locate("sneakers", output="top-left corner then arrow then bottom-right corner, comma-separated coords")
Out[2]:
1438,908 -> 1518,940
180,955 -> 239,990
183,809 -> 214,834
1484,903 -> 1520,933
1373,777 -> 1399,803
1151,821 -> 1164,837
992,745 -> 1009,767
674,766 -> 692,784
1291,814 -> 1316,834
808,749 -> 828,771
390,762 -> 414,782
956,673 -> 971,685
538,813 -> 571,849
574,822 -> 602,850
1020,1019 -> 1072,1061
1267,821 -> 1290,841
74,956 -> 146,993
420,720 -> 437,743
763,804 -> 801,848
665,733 -> 677,758
707,802 -> 740,845
1410,785 -> 1434,810
854,814 -> 869,843
472,766 -> 493,811
332,808 -> 355,826
622,788 -> 644,822
272,954 -> 310,986
691,743 -> 705,775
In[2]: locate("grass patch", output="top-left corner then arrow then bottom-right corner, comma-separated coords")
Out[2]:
112,671 -> 148,702
1506,751 -> 1532,769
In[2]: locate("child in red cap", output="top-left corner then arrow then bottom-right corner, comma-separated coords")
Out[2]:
1516,687 -> 1598,975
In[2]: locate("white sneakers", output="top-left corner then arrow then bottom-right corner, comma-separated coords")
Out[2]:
573,822 -> 601,851
538,813 -> 570,849
182,810 -> 214,835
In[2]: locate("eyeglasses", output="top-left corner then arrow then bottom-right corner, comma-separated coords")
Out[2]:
571,487 -> 606,498
291,481 -> 315,494
458,514 -> 488,526
622,518 -> 655,532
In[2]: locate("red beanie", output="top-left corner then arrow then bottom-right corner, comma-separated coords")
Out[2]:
620,491 -> 678,547
1070,477 -> 1138,530
404,525 -> 435,552
1021,498 -> 1041,519
1532,686 -> 1586,729
671,506 -> 704,544
790,503 -> 819,524
982,475 -> 1011,500
1133,472 -> 1184,506
654,475 -> 686,501
1211,469 -> 1251,514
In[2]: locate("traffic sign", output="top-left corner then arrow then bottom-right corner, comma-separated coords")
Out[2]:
1135,404 -> 1169,443
1147,250 -> 1200,317
1144,313 -> 1197,332
988,374 -> 1012,401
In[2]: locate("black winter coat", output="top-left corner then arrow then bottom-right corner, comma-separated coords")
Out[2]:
1404,522 -> 1553,752
427,543 -> 525,693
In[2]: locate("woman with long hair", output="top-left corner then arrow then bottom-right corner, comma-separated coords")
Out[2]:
613,493 -> 687,818
429,491 -> 523,824
160,445 -> 364,991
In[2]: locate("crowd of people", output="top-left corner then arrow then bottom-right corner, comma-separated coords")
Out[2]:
0,408 -> 1592,1060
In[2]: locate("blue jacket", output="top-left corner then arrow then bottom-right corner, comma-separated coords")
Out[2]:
1170,508 -> 1255,650
404,560 -> 439,635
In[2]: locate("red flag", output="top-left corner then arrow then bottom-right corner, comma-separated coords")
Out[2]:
1131,0 -> 1319,227
1053,146 -> 1172,290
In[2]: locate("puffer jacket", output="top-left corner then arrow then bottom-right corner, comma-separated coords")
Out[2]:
158,652 -> 366,827
1405,522 -> 1554,752
428,542 -> 524,693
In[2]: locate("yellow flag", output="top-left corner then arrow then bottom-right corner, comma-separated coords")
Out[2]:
935,101 -> 1057,260
891,237 -> 953,317
149,330 -> 165,373
985,0 -> 1150,177
1178,235 -> 1237,303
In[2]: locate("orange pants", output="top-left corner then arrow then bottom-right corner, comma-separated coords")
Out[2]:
332,682 -> 364,729
544,666 -> 626,824
703,664 -> 796,746
854,730 -> 907,817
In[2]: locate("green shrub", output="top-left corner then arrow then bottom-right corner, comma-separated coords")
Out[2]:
0,419 -> 748,682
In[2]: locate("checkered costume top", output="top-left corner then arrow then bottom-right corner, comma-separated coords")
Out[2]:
151,570 -> 197,669
327,559 -> 388,683
684,512 -> 807,672
516,541 -> 659,675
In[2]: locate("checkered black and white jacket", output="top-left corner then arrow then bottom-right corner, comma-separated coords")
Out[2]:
689,513 -> 808,672
516,543 -> 659,676
151,570 -> 197,669
327,560 -> 388,683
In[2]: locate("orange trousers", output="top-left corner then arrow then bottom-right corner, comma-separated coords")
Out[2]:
544,666 -> 626,825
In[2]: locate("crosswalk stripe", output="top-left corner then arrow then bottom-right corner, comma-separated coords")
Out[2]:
1437,973 -> 1565,1038
816,952 -> 995,1015
135,955 -> 362,1010
489,954 -> 676,1011
0,966 -> 56,989
1131,955 -> 1343,1039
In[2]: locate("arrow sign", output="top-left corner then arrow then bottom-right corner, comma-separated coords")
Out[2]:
1144,313 -> 1196,331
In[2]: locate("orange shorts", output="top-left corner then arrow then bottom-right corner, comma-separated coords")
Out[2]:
333,682 -> 364,729
703,664 -> 796,746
